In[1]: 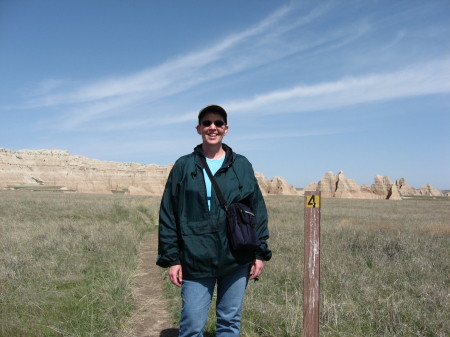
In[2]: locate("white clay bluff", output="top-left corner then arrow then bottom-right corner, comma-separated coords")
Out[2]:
0,148 -> 298,196
1,148 -> 444,199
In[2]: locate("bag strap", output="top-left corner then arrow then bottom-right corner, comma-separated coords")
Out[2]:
199,156 -> 228,212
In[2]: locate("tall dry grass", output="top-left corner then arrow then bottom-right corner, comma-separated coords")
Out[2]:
163,196 -> 450,336
0,191 -> 160,337
241,196 -> 450,336
2,191 -> 448,336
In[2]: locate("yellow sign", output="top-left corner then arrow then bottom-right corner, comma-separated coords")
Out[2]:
306,195 -> 320,208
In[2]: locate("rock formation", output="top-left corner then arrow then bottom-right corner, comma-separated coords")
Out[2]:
313,171 -> 399,199
396,178 -> 418,196
0,148 -> 299,196
254,173 -> 299,195
334,171 -> 365,199
396,178 -> 444,197
418,184 -> 444,197
268,176 -> 299,195
387,183 -> 402,200
316,171 -> 337,198
0,148 -> 172,195
302,181 -> 318,193
371,175 -> 401,199
305,171 -> 444,200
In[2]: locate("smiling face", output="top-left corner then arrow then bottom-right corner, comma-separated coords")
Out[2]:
196,112 -> 228,147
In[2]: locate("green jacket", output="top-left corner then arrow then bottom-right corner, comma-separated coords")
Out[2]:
156,144 -> 272,279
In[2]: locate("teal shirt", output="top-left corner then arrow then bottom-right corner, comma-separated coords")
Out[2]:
203,156 -> 225,210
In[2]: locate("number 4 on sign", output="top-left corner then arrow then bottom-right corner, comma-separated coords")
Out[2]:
306,195 -> 320,208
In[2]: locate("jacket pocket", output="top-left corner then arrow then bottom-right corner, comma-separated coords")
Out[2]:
180,217 -> 217,236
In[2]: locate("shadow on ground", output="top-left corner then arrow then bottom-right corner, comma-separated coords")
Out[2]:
160,328 -> 179,337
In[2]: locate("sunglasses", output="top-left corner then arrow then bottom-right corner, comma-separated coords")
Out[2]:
201,120 -> 226,127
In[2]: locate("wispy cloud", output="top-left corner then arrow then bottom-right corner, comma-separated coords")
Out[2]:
66,56 -> 450,132
20,1 -> 449,133
22,3 -> 340,129
226,57 -> 450,115
24,5 -> 296,125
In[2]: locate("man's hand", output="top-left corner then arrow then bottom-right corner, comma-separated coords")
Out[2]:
168,264 -> 183,287
249,259 -> 264,280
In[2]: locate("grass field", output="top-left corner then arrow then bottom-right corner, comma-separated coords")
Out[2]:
246,196 -> 450,336
1,192 -> 449,336
0,191 -> 159,337
164,195 -> 450,337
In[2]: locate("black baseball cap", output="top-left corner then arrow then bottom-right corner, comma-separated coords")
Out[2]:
198,105 -> 227,125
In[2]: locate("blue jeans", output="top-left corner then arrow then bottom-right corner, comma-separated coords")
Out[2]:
179,266 -> 249,337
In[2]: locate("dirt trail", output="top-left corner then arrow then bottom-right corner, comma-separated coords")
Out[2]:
122,231 -> 178,337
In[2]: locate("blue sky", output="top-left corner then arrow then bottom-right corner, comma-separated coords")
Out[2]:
1,0 -> 449,189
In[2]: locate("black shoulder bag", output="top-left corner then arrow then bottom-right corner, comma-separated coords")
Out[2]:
200,156 -> 261,251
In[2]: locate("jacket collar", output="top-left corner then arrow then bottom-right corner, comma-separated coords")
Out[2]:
194,143 -> 234,169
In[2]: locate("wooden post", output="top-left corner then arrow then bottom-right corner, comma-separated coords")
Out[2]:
303,191 -> 321,337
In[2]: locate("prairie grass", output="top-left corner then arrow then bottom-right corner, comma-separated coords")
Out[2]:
2,192 -> 449,336
163,196 -> 450,336
0,191 -> 160,337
